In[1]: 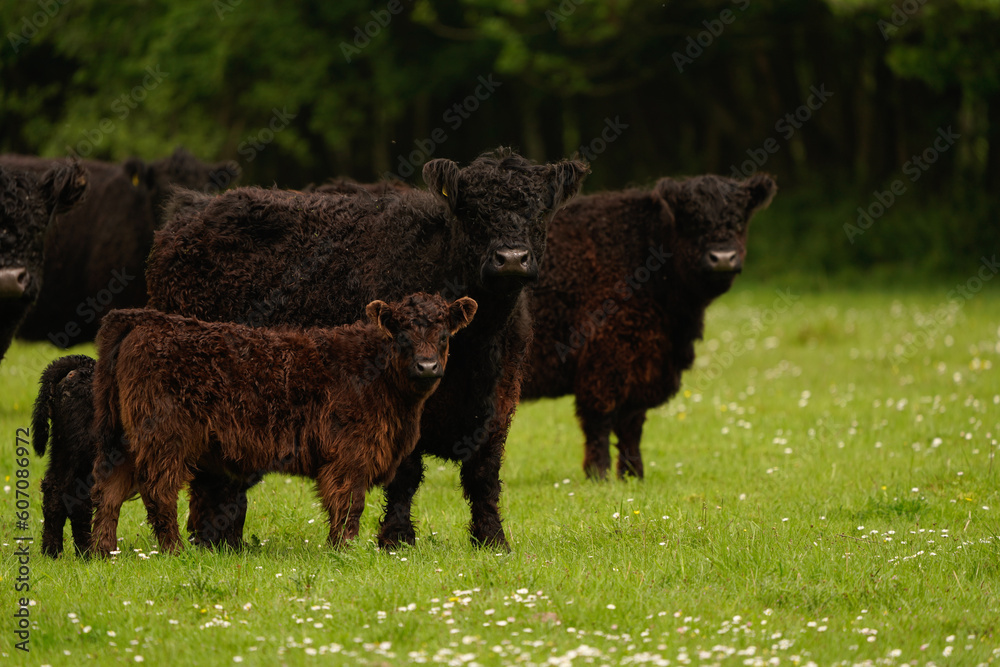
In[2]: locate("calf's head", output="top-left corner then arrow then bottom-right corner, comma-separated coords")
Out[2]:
1,161 -> 88,302
125,147 -> 239,228
366,293 -> 478,392
423,149 -> 589,295
655,173 -> 776,296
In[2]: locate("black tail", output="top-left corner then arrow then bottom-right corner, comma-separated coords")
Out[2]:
30,355 -> 95,456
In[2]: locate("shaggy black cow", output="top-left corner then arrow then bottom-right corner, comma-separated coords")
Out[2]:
522,174 -> 777,479
0,148 -> 238,345
147,148 -> 588,550
31,355 -> 98,557
0,161 -> 88,362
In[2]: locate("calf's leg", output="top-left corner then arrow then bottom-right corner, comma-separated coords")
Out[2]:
317,465 -> 368,547
40,472 -> 68,558
90,455 -> 136,557
68,462 -> 95,556
613,408 -> 646,479
377,452 -> 424,549
138,470 -> 185,554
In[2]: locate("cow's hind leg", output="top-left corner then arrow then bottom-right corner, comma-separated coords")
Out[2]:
136,446 -> 190,555
40,472 -> 68,558
90,453 -> 136,557
377,452 -> 424,549
68,461 -> 95,556
614,408 -> 647,480
578,406 -> 615,480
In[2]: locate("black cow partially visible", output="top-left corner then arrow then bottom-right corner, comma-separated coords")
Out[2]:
0,161 -> 88,362
0,148 -> 238,345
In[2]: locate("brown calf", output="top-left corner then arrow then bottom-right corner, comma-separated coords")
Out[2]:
89,293 -> 477,556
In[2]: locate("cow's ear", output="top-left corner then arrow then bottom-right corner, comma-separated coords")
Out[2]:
543,159 -> 590,210
447,297 -> 478,334
423,159 -> 461,213
652,177 -> 681,222
366,300 -> 395,338
744,173 -> 777,215
40,160 -> 88,216
122,157 -> 153,190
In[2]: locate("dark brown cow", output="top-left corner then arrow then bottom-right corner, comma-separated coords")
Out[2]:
522,174 -> 776,479
0,148 -> 238,345
0,161 -> 88,362
89,293 -> 477,556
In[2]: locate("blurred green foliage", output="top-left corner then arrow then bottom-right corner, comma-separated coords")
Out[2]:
1,0 -> 998,278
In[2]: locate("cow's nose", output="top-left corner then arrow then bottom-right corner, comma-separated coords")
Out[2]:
414,359 -> 442,378
492,248 -> 533,275
0,267 -> 30,298
705,250 -> 741,272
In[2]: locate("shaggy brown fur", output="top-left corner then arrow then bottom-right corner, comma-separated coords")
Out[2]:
146,148 -> 588,550
522,174 -> 776,479
0,161 -> 88,362
0,149 -> 238,345
31,355 -> 99,557
89,294 -> 477,556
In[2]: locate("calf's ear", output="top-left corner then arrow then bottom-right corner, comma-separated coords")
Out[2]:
744,173 -> 777,215
40,160 -> 88,217
543,159 -> 590,210
652,177 -> 681,223
447,297 -> 478,334
423,158 -> 461,213
366,300 -> 395,338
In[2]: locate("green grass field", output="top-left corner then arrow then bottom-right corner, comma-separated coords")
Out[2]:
2,282 -> 998,665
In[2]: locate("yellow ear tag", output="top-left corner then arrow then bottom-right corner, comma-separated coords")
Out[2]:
441,186 -> 448,197
131,174 -> 140,187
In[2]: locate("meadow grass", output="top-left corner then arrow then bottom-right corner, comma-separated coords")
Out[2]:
1,281 -> 998,665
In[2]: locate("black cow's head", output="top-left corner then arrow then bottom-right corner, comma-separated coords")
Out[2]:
1,161 -> 88,357
367,292 -> 478,392
124,147 -> 240,228
654,173 -> 776,297
423,148 -> 589,295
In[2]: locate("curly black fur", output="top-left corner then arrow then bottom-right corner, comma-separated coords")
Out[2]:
30,354 -> 97,557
